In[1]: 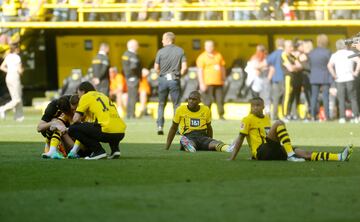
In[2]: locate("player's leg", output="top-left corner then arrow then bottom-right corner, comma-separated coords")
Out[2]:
100,133 -> 125,159
294,144 -> 353,161
208,139 -> 231,152
68,122 -> 107,160
266,120 -> 305,161
179,135 -> 197,152
42,129 -> 65,159
157,79 -> 169,135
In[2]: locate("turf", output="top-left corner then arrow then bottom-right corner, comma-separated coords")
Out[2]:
1,109 -> 360,222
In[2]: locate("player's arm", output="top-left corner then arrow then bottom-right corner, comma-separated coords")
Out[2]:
206,123 -> 213,138
73,112 -> 83,124
37,120 -> 52,132
352,56 -> 360,76
165,121 -> 179,150
228,133 -> 246,160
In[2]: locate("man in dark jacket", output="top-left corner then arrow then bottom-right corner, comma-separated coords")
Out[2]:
91,42 -> 110,96
122,39 -> 142,119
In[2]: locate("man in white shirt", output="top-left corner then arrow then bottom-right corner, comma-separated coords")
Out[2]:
327,39 -> 360,123
0,43 -> 24,121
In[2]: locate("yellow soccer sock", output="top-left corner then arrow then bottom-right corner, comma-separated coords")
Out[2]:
276,125 -> 295,156
71,140 -> 81,153
310,152 -> 340,161
49,131 -> 61,154
215,143 -> 227,152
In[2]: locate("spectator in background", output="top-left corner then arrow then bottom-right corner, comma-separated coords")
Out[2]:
267,38 -> 285,120
245,44 -> 268,98
51,0 -> 68,21
196,40 -> 226,120
122,39 -> 142,119
91,42 -> 110,96
0,43 -> 24,121
138,68 -> 151,117
154,32 -> 187,135
109,66 -> 127,117
308,34 -> 332,121
281,40 -> 303,121
327,39 -> 360,123
298,40 -> 313,119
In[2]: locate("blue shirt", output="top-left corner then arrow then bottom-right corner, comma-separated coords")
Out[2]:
308,47 -> 333,84
266,49 -> 284,83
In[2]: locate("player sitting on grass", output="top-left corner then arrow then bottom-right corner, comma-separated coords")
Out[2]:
229,97 -> 353,162
165,90 -> 232,152
37,95 -> 79,159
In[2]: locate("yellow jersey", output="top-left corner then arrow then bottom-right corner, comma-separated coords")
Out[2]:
173,104 -> 211,135
76,91 -> 126,133
239,113 -> 271,158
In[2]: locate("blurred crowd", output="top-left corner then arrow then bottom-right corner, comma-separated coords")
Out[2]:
1,0 -> 360,22
57,34 -> 360,123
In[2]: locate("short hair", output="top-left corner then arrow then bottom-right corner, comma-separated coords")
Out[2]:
99,42 -> 109,51
70,94 -> 79,106
250,97 -> 264,103
164,32 -> 176,43
127,39 -> 138,50
57,96 -> 71,113
189,90 -> 201,98
336,39 -> 346,50
317,34 -> 328,48
275,38 -> 284,48
78,81 -> 96,93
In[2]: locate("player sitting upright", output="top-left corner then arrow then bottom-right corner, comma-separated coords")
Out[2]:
229,97 -> 353,162
37,95 -> 79,159
165,90 -> 232,152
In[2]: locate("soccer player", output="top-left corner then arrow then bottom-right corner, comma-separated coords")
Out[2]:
67,81 -> 126,160
165,91 -> 231,152
37,95 -> 79,159
229,97 -> 353,162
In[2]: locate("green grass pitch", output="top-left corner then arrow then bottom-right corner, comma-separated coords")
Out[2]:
1,109 -> 360,222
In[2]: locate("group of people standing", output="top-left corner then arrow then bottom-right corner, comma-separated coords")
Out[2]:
247,34 -> 360,123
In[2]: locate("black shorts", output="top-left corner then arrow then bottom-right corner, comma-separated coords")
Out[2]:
181,131 -> 216,151
256,138 -> 288,160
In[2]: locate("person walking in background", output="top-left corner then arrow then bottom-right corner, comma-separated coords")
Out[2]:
196,40 -> 226,120
109,66 -> 127,117
138,68 -> 151,118
91,42 -> 110,96
122,39 -> 142,119
154,32 -> 187,135
327,39 -> 360,123
267,38 -> 285,120
308,34 -> 332,121
0,43 -> 24,121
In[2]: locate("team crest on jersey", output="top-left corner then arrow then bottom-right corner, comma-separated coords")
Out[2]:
240,122 -> 245,130
190,118 -> 200,127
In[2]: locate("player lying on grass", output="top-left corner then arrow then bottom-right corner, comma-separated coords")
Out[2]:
37,95 -> 83,159
229,97 -> 353,162
165,90 -> 232,152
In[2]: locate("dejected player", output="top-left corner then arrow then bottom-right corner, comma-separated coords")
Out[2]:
165,90 -> 232,152
66,81 -> 126,160
229,97 -> 353,162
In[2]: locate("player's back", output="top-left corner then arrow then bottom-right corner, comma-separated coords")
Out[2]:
79,91 -> 126,133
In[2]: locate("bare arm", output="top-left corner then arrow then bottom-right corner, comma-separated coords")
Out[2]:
154,63 -> 160,75
228,134 -> 246,160
72,112 -> 82,124
197,67 -> 206,92
353,57 -> 360,77
37,120 -> 52,132
221,66 -> 226,83
180,61 -> 187,76
207,123 -> 213,138
267,65 -> 275,81
327,61 -> 337,79
165,121 -> 179,150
